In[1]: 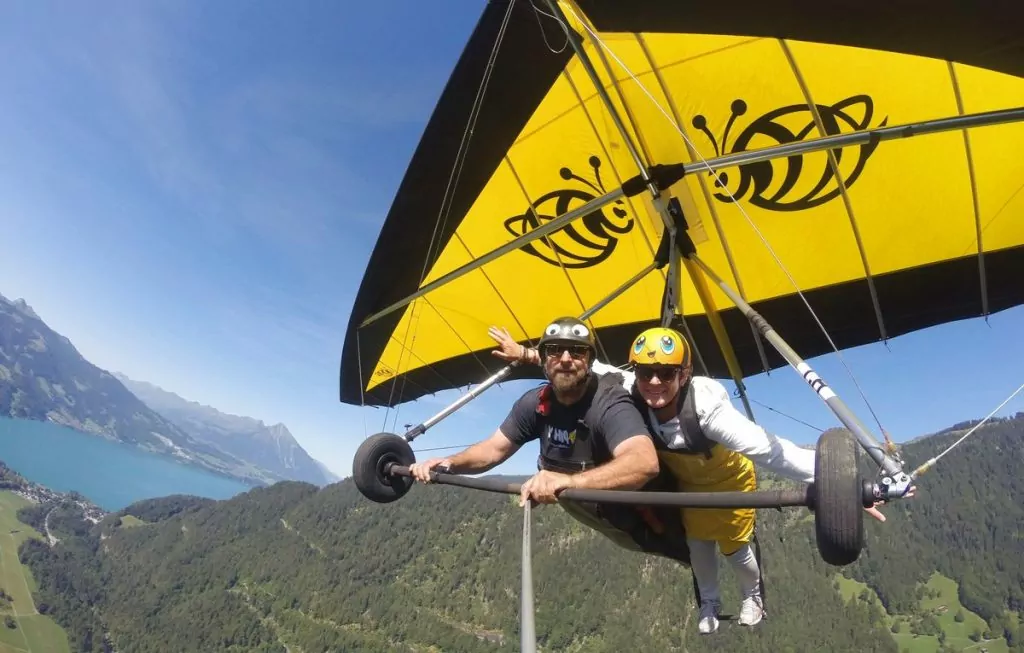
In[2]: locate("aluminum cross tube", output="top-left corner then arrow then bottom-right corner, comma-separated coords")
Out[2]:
368,105 -> 1024,331
681,106 -> 1024,177
400,261 -> 659,441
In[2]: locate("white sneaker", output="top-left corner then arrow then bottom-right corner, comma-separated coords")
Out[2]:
698,600 -> 721,634
739,595 -> 764,626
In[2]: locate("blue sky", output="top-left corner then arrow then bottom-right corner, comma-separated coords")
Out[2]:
1,2 -> 1021,481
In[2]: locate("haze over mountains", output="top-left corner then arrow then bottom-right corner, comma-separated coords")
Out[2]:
115,373 -> 339,486
0,292 -> 338,488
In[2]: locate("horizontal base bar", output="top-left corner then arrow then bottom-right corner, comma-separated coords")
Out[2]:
386,465 -> 812,509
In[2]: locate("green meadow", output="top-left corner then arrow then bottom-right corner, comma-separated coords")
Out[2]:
836,571 -> 1010,653
0,491 -> 70,653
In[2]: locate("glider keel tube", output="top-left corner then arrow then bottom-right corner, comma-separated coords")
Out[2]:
543,0 -> 653,196
541,0 -> 688,221
688,254 -> 909,492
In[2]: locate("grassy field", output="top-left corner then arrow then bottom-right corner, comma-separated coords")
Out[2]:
119,514 -> 147,528
0,491 -> 70,653
835,571 -> 1011,653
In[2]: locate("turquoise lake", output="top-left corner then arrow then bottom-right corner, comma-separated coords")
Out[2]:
0,416 -> 252,511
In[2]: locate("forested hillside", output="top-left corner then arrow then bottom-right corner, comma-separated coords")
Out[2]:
846,415 -> 1024,647
18,413 -> 1024,653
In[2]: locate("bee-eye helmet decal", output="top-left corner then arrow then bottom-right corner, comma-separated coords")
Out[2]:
628,327 -> 691,367
537,316 -> 596,351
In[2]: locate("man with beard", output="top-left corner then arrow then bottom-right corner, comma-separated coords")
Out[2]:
409,316 -> 692,566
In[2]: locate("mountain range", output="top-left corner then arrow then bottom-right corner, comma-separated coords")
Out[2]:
114,373 -> 339,486
0,292 -> 337,488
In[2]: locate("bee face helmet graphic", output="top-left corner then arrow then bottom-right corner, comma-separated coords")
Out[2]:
628,327 -> 691,369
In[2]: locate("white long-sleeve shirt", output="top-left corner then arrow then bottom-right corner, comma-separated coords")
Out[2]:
591,360 -> 816,484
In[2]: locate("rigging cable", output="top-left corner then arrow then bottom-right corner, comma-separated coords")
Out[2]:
412,443 -> 479,453
910,380 -> 1024,480
739,396 -> 826,433
376,0 -> 518,431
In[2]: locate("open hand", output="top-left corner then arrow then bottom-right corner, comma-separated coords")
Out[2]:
409,458 -> 451,484
864,485 -> 917,522
519,470 -> 574,507
488,326 -> 527,362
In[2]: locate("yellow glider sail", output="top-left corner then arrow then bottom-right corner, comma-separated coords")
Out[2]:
340,0 -> 1024,407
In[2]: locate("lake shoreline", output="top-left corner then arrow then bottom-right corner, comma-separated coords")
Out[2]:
0,416 -> 253,511
27,411 -> 269,489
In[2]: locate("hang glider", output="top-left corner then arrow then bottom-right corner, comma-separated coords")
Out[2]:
342,3 -> 1024,647
339,0 -> 1024,411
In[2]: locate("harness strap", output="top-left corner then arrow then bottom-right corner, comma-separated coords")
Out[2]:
637,379 -> 714,459
679,379 -> 714,460
537,455 -> 598,473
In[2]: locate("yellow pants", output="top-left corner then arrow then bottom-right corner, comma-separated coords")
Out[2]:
658,444 -> 757,555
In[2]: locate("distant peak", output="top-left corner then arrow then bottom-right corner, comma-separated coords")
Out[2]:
9,297 -> 40,320
268,423 -> 295,440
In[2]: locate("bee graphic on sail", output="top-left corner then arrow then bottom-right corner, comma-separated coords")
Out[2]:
503,155 -> 635,269
692,95 -> 887,212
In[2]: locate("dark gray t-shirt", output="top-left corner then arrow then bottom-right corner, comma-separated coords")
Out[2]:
499,375 -> 650,470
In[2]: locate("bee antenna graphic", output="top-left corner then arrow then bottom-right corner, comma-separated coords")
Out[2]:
691,114 -> 719,157
588,155 -> 607,192
559,156 -> 604,195
721,99 -> 747,155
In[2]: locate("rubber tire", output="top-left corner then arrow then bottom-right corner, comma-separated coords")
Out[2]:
352,432 -> 415,503
813,427 -> 865,566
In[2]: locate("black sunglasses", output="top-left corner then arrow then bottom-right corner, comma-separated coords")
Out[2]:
634,365 -> 681,382
541,344 -> 591,360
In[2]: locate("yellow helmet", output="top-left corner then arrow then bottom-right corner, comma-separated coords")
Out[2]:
628,327 -> 691,367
